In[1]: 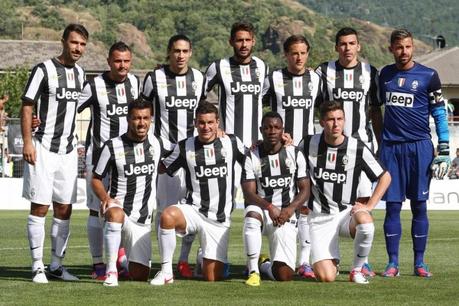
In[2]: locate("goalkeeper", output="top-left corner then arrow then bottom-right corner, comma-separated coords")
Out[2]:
378,29 -> 450,278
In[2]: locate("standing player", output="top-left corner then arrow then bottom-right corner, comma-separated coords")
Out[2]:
92,99 -> 169,286
206,21 -> 268,147
77,41 -> 140,280
379,29 -> 451,278
150,102 -> 245,285
315,27 -> 382,276
299,101 -> 391,284
263,34 -> 321,279
142,34 -> 206,278
21,24 -> 88,283
242,112 -> 309,286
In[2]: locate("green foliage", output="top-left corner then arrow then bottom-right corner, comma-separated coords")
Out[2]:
0,0 -> 22,39
0,68 -> 30,117
31,3 -> 66,30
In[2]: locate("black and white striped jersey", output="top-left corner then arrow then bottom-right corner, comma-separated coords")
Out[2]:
299,134 -> 385,215
22,58 -> 85,154
93,134 -> 170,224
163,135 -> 245,225
78,72 -> 140,166
142,65 -> 205,144
205,57 -> 268,147
242,144 -> 308,209
263,68 -> 322,145
315,61 -> 380,143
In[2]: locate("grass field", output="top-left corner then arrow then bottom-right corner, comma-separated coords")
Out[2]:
1,209 -> 458,305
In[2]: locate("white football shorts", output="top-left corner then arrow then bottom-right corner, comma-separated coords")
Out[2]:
122,216 -> 152,267
245,205 -> 297,271
308,206 -> 353,265
23,140 -> 77,205
174,203 -> 229,263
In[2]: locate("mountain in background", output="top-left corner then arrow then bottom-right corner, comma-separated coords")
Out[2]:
299,0 -> 458,48
0,0 -> 434,70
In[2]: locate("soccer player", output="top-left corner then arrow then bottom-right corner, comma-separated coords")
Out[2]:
142,34 -> 206,278
21,24 -> 88,283
92,98 -> 169,287
242,112 -> 310,286
263,34 -> 321,279
77,41 -> 140,280
299,101 -> 391,284
150,102 -> 245,285
315,27 -> 382,276
379,29 -> 451,278
205,21 -> 268,147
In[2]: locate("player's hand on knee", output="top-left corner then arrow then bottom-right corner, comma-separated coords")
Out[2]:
267,204 -> 281,226
351,201 -> 370,215
278,206 -> 294,225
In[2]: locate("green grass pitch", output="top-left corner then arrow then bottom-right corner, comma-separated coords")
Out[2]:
1,210 -> 458,305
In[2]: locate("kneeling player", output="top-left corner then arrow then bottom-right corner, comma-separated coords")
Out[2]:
150,102 -> 245,285
92,99 -> 169,286
299,101 -> 390,284
242,112 -> 310,286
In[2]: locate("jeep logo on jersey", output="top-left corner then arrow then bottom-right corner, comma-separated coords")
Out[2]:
282,96 -> 313,109
107,103 -> 128,117
332,88 -> 364,102
230,82 -> 261,95
314,168 -> 346,184
165,96 -> 198,109
124,162 -> 155,176
260,175 -> 292,189
386,92 -> 414,108
56,88 -> 79,102
195,164 -> 228,179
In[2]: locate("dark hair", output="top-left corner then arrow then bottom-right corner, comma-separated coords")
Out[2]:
283,35 -> 310,53
109,41 -> 131,57
319,101 -> 344,119
195,101 -> 219,119
165,34 -> 192,61
261,111 -> 283,126
128,98 -> 153,117
390,29 -> 413,45
230,21 -> 255,41
62,23 -> 89,41
335,27 -> 358,45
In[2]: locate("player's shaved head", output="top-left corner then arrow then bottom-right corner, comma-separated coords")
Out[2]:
109,41 -> 131,58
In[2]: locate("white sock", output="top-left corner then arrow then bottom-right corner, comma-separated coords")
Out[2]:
87,215 -> 104,264
50,218 -> 70,270
179,234 -> 195,262
104,222 -> 122,273
260,260 -> 275,280
298,214 -> 311,266
353,223 -> 375,271
27,215 -> 46,271
243,217 -> 262,274
158,227 -> 176,275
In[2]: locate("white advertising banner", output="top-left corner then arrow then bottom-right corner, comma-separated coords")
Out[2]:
0,178 -> 458,210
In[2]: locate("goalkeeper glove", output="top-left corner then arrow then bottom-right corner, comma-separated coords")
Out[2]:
431,142 -> 451,179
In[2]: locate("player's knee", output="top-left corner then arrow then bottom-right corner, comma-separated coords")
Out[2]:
160,206 -> 180,228
353,210 -> 373,225
313,261 -> 337,282
202,259 -> 224,282
315,270 -> 336,282
52,203 -> 72,219
30,203 -> 49,217
104,207 -> 124,223
128,262 -> 149,281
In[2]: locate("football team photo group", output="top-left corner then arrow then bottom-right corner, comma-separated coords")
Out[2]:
18,20 -> 451,289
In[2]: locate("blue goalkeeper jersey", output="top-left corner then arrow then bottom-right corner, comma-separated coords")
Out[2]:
379,62 -> 444,143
